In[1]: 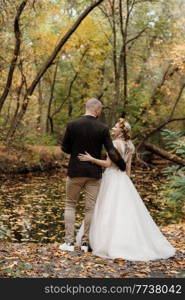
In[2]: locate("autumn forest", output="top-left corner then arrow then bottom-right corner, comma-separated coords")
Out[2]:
0,0 -> 184,279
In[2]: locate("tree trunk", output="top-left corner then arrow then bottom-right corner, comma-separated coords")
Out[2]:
120,0 -> 128,109
6,98 -> 28,139
0,0 -> 27,112
47,57 -> 60,133
40,96 -> 50,134
37,79 -> 43,129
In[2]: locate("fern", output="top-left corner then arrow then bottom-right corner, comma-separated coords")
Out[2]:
159,130 -> 185,223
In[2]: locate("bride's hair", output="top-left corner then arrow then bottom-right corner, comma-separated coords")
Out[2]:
118,118 -> 131,141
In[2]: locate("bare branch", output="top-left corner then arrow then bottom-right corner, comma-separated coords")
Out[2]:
134,64 -> 172,124
169,83 -> 185,119
135,78 -> 185,146
134,117 -> 185,150
126,27 -> 147,44
51,48 -> 89,119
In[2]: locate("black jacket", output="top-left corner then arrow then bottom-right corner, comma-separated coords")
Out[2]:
61,115 -> 126,179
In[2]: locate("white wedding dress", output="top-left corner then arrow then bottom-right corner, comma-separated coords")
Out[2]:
76,139 -> 175,261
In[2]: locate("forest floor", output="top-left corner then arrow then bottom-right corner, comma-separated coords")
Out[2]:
0,222 -> 184,278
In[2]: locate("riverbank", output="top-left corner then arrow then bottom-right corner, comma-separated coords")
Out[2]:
0,144 -> 65,173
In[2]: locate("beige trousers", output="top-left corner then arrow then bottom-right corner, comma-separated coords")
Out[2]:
64,176 -> 101,243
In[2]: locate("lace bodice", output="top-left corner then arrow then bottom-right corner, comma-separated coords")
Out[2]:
113,139 -> 135,161
110,138 -> 135,175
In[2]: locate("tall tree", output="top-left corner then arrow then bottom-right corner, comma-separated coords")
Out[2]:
0,1 -> 27,111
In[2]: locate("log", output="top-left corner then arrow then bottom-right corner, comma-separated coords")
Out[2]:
144,142 -> 185,166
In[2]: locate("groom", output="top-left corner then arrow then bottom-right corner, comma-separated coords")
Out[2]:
59,98 -> 126,252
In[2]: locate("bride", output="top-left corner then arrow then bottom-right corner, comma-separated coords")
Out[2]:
77,118 -> 175,261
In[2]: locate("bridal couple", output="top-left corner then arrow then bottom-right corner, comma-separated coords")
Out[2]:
59,98 -> 175,261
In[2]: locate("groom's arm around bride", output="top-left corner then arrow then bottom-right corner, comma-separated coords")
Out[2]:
61,103 -> 126,174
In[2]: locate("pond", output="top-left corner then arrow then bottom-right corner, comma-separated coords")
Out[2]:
0,169 -> 84,243
0,165 -> 174,243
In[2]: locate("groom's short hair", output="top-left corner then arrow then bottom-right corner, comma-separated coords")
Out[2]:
86,98 -> 102,111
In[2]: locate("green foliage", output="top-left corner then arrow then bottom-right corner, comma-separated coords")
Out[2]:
158,130 -> 185,223
161,129 -> 183,144
172,141 -> 185,157
0,216 -> 11,240
161,129 -> 185,157
9,132 -> 58,148
19,134 -> 57,147
163,165 -> 182,177
159,172 -> 185,224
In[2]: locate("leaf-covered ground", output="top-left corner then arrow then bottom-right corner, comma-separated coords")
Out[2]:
0,222 -> 184,278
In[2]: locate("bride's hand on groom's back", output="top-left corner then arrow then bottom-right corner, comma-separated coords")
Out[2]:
78,152 -> 93,162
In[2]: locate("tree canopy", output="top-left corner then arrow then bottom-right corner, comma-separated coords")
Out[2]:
0,0 -> 184,147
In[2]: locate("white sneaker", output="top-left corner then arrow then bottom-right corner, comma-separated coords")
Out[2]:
59,242 -> 74,251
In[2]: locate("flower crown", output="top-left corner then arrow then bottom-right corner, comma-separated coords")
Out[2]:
118,118 -> 131,130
